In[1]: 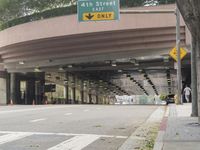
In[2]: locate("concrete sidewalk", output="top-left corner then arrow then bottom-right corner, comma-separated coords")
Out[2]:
160,103 -> 200,150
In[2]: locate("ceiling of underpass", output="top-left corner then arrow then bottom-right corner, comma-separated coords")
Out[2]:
43,55 -> 191,96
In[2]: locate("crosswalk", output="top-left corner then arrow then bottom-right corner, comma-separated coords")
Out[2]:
0,131 -> 127,150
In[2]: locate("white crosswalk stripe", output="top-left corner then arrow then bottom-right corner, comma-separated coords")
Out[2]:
48,135 -> 100,150
0,132 -> 32,145
0,131 -> 127,149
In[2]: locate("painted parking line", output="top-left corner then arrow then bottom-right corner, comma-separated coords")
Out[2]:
0,133 -> 32,145
65,113 -> 72,116
30,118 -> 46,123
48,135 -> 100,150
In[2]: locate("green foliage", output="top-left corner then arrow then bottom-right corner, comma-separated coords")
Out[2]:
0,0 -> 75,22
120,0 -> 146,7
0,5 -> 77,30
0,0 -> 175,30
157,0 -> 175,4
159,94 -> 167,101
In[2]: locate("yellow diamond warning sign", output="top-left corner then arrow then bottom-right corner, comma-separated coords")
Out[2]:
83,12 -> 115,21
169,47 -> 187,62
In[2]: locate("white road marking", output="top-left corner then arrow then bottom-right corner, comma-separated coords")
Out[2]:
65,113 -> 72,116
0,106 -> 75,114
30,118 -> 46,123
48,135 -> 100,150
96,108 -> 101,110
0,131 -> 128,139
165,107 -> 169,117
146,107 -> 165,123
115,136 -> 128,139
0,133 -> 32,145
83,109 -> 89,112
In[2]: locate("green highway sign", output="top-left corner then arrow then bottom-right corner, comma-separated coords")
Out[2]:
78,0 -> 120,22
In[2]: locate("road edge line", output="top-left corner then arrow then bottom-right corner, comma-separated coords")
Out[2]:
153,106 -> 169,150
118,106 -> 165,150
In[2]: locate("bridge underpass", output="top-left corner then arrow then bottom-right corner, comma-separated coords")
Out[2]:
4,54 -> 191,105
0,4 -> 192,105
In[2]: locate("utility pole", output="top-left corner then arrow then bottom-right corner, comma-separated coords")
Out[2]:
176,6 -> 182,104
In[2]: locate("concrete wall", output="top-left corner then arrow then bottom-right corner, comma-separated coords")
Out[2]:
0,72 -> 7,105
0,4 -> 186,48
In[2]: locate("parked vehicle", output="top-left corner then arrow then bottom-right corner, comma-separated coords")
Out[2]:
166,94 -> 175,105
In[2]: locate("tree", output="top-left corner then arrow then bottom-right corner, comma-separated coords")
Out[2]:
176,0 -> 200,119
0,0 -> 176,27
0,0 -> 74,22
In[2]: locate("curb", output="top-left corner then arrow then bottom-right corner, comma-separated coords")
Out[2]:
153,106 -> 169,150
119,107 -> 165,150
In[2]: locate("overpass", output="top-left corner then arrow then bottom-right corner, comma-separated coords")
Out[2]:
0,4 -> 191,105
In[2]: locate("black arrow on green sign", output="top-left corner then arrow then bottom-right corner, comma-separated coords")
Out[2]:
85,13 -> 94,20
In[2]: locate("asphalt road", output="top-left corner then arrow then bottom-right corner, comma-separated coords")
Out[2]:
0,105 -> 158,150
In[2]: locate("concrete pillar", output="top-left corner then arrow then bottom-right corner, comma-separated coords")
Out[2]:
26,80 -> 35,105
96,95 -> 99,104
35,79 -> 45,104
72,75 -> 76,104
0,71 -> 8,105
10,73 -> 17,104
64,85 -> 69,104
81,90 -> 84,104
64,73 -> 69,104
89,93 -> 92,104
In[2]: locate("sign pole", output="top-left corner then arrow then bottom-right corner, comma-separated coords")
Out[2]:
176,5 -> 182,104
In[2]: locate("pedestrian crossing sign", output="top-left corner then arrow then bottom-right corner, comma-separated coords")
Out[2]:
169,47 -> 187,62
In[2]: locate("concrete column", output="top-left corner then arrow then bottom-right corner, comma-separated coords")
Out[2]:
81,89 -> 84,104
89,93 -> 92,104
0,71 -> 7,105
96,95 -> 99,104
64,73 -> 69,104
10,73 -> 17,104
72,75 -> 76,104
26,80 -> 35,105
64,85 -> 69,104
35,79 -> 45,104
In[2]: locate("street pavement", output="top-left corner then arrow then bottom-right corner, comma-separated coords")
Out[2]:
158,103 -> 200,150
0,105 -> 158,150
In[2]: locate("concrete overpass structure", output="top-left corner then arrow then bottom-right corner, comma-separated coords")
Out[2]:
0,4 -> 191,105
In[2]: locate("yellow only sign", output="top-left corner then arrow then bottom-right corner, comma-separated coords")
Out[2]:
83,12 -> 114,21
169,47 -> 187,62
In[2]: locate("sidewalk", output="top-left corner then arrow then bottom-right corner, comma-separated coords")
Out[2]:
156,103 -> 200,150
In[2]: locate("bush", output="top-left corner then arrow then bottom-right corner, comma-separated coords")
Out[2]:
159,94 -> 167,101
0,5 -> 77,31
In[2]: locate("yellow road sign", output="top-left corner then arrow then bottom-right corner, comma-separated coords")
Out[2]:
83,12 -> 115,21
169,47 -> 187,62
